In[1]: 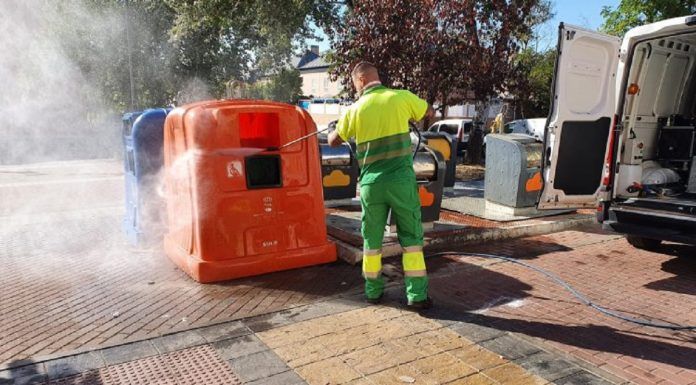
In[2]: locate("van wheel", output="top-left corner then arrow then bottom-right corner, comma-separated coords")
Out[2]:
626,236 -> 662,250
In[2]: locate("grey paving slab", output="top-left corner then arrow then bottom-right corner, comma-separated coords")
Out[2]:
0,371 -> 11,385
196,320 -> 251,343
515,351 -> 582,382
45,352 -> 104,380
480,334 -> 542,361
151,330 -> 206,354
212,334 -> 269,360
0,371 -> 47,385
227,350 -> 289,382
246,370 -> 307,385
244,311 -> 294,333
100,340 -> 158,366
554,371 -> 616,385
0,362 -> 45,382
447,320 -> 506,343
282,299 -> 363,323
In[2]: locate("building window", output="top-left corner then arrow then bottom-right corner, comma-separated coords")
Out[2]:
311,79 -> 318,94
324,78 -> 329,92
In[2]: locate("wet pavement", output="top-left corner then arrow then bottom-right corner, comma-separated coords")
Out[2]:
2,159 -> 696,384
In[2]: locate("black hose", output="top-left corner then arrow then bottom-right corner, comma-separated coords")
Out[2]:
428,251 -> 696,331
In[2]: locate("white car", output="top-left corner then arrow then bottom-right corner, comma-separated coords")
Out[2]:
536,17 -> 696,249
504,118 -> 547,141
427,119 -> 473,155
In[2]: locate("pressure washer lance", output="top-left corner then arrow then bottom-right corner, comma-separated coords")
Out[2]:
266,127 -> 331,151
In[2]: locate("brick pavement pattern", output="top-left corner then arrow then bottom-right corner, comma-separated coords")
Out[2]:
0,215 -> 360,364
258,306 -> 549,385
0,160 -> 362,365
418,230 -> 696,385
3,160 -> 696,385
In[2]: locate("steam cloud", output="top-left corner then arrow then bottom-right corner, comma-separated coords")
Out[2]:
0,1 -> 122,165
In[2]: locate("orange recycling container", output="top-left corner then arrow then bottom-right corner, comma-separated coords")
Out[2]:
163,100 -> 336,283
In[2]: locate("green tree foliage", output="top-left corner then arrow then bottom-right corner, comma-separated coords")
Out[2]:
51,0 -> 341,112
509,48 -> 556,118
54,1 -> 178,112
601,0 -> 696,36
165,0 -> 342,81
247,69 -> 303,104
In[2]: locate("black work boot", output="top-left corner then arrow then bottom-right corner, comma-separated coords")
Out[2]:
406,297 -> 433,310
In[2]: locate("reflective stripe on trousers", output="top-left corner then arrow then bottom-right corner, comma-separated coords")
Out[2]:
362,250 -> 382,279
361,247 -> 426,278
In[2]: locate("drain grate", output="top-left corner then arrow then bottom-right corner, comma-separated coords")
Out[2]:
50,345 -> 242,385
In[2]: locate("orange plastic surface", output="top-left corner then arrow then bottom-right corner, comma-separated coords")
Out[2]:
418,185 -> 435,207
163,100 -> 336,283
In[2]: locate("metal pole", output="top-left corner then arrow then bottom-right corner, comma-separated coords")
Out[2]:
124,0 -> 135,110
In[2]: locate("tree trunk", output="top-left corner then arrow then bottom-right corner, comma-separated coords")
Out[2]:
466,102 -> 486,165
439,91 -> 447,120
466,128 -> 484,165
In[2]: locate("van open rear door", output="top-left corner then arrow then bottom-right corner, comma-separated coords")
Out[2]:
538,24 -> 621,209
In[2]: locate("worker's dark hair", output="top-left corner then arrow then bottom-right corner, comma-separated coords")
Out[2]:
351,61 -> 378,77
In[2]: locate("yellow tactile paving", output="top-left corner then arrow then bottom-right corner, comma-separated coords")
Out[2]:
258,306 -> 549,385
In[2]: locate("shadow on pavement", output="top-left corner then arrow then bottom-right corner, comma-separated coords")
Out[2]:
463,238 -> 573,260
0,359 -> 44,384
433,308 -> 696,371
644,247 -> 696,296
422,263 -> 696,372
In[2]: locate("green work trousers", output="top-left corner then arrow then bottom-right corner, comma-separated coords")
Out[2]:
360,179 -> 428,303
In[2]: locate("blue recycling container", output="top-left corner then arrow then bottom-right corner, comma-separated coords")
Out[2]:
122,108 -> 170,245
298,99 -> 311,110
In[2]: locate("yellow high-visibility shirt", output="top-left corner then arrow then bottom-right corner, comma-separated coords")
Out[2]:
336,85 -> 427,184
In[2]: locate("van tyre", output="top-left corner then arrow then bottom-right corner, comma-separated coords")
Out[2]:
626,236 -> 662,250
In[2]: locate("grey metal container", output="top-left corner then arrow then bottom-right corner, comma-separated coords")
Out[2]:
484,134 -> 543,208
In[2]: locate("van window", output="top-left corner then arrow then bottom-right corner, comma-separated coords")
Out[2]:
463,122 -> 473,133
428,124 -> 439,133
440,124 -> 459,135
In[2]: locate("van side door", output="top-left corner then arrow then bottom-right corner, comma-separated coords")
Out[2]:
538,24 -> 621,209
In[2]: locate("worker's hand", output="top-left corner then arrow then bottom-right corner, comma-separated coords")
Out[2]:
328,130 -> 344,147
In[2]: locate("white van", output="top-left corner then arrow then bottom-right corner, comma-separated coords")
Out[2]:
539,16 -> 696,249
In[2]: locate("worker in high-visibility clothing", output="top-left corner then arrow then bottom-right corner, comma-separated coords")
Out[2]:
328,61 -> 435,309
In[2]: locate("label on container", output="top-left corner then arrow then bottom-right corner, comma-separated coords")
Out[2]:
226,161 -> 243,178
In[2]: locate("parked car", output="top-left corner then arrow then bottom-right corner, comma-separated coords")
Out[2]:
311,98 -> 341,104
503,118 -> 547,141
426,119 -> 473,156
482,118 -> 547,160
536,18 -> 696,249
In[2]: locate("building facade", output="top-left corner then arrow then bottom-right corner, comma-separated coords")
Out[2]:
294,46 -> 343,98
